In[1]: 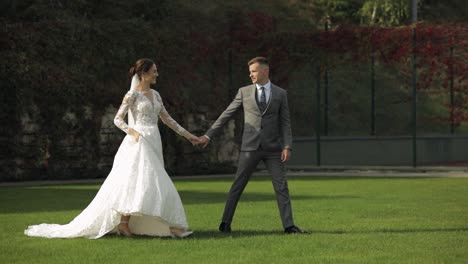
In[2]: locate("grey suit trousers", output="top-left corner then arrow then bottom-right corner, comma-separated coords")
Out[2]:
221,149 -> 294,228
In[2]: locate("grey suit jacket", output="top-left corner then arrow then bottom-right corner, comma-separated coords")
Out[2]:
205,83 -> 293,151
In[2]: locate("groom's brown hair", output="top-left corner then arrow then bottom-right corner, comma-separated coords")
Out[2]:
248,57 -> 269,66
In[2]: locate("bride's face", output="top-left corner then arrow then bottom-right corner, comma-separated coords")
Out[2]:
143,64 -> 158,84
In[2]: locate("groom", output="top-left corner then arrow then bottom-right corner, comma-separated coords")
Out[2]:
196,57 -> 307,234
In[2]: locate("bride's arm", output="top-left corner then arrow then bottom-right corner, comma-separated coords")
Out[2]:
114,91 -> 140,140
154,91 -> 198,142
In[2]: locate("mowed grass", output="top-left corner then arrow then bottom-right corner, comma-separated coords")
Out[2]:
1,176 -> 467,264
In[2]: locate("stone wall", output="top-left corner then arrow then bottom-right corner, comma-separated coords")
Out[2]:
11,105 -> 46,181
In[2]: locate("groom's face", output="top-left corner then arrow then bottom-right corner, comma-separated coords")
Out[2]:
249,63 -> 269,85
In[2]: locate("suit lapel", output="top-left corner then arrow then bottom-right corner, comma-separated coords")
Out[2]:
262,85 -> 275,115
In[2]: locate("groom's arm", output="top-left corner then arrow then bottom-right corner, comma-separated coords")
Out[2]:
279,90 -> 293,162
280,90 -> 293,150
204,89 -> 243,140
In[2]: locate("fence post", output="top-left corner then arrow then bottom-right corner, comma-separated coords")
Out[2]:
450,46 -> 455,134
324,20 -> 329,136
411,27 -> 418,167
370,43 -> 376,136
316,65 -> 321,166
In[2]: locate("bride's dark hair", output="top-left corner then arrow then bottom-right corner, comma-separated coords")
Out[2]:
129,58 -> 155,80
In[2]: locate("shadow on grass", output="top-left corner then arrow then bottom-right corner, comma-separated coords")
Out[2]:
101,230 -> 288,240
100,227 -> 468,241
0,187 -> 358,214
177,175 -> 448,182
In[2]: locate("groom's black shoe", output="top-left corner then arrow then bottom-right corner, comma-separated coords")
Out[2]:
284,225 -> 309,234
219,222 -> 232,233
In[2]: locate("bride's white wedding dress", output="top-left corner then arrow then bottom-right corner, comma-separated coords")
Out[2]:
25,88 -> 193,239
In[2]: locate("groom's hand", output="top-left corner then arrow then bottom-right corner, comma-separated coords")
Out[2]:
281,148 -> 291,162
195,135 -> 210,149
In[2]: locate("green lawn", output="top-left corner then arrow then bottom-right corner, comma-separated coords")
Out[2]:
1,176 -> 467,264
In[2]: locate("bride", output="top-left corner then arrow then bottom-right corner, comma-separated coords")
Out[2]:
25,58 -> 199,239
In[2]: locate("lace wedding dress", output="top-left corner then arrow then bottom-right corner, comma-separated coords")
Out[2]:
25,88 -> 193,239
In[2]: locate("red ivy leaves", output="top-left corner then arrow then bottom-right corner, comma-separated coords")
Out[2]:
183,8 -> 467,122
319,22 -> 467,123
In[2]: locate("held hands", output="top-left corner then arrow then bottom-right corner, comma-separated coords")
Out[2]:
187,134 -> 202,146
193,135 -> 210,148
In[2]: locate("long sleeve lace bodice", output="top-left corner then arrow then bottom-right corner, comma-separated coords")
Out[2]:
114,89 -> 191,139
114,90 -> 136,134
153,91 -> 191,138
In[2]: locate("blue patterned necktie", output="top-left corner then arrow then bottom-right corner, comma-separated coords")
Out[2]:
259,86 -> 266,112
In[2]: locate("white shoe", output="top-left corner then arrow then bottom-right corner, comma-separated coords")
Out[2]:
172,230 -> 193,238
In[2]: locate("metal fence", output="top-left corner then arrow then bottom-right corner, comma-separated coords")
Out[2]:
287,24 -> 467,167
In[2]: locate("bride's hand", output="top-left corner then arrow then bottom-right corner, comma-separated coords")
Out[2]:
128,128 -> 141,142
